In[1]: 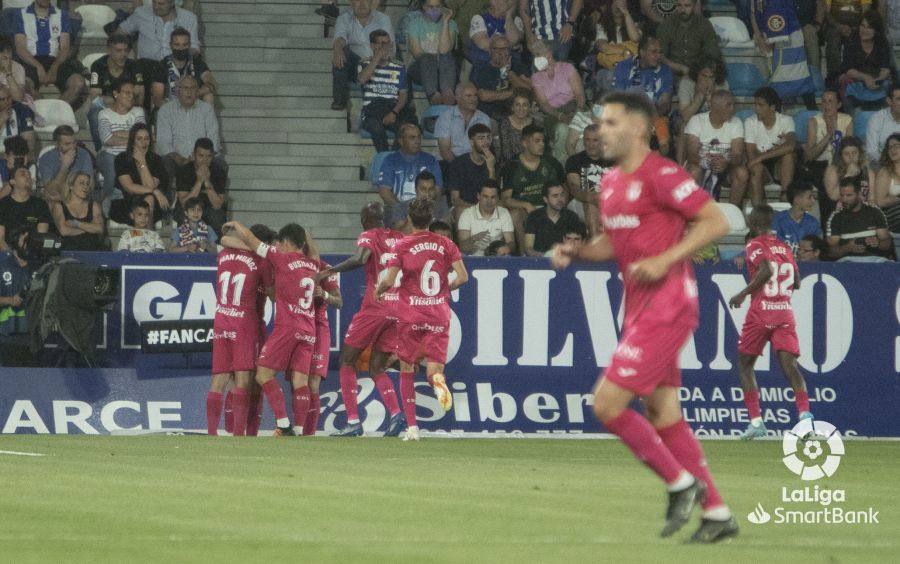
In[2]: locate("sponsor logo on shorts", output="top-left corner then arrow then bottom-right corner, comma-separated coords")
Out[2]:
212,330 -> 237,340
294,332 -> 317,344
614,343 -> 643,362
411,323 -> 446,333
616,367 -> 637,378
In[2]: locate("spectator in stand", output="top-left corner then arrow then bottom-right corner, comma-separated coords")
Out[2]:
447,122 -> 496,222
156,75 -> 222,188
0,85 -> 34,156
331,0 -> 393,111
435,83 -> 491,163
407,0 -> 459,106
824,136 -> 875,209
584,0 -> 640,95
37,125 -> 93,203
484,238 -> 512,256
118,0 -> 200,61
678,60 -> 729,129
524,182 -> 585,255
176,138 -> 227,234
50,171 -> 105,251
826,177 -> 895,261
471,35 -> 532,120
392,171 -> 451,232
794,0 -> 825,71
0,37 -> 27,104
376,123 -> 443,225
866,84 -> 900,165
565,123 -> 613,235
13,0 -> 86,108
152,28 -> 217,107
97,79 -> 146,216
530,39 -> 586,160
468,0 -> 525,68
874,133 -> 900,232
500,124 -> 565,251
457,179 -> 515,255
496,88 -> 540,167
358,30 -> 415,153
613,35 -> 673,155
684,90 -> 749,204
0,165 -> 49,251
562,93 -> 602,157
839,10 -> 894,109
773,180 -> 822,255
519,0 -> 583,61
658,0 -> 722,84
0,136 -> 31,199
0,226 -> 29,351
804,88 -> 853,223
116,200 -> 165,252
798,233 -> 827,261
88,34 -> 148,152
744,87 -> 796,205
169,196 -> 216,253
881,0 -> 900,43
640,0 -> 682,33
115,123 -> 169,225
823,0 -> 871,84
750,0 -> 816,109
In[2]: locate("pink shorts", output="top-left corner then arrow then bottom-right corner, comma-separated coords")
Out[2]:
257,325 -> 316,375
310,321 -> 331,378
395,321 -> 450,365
738,320 -> 800,357
603,322 -> 694,397
211,318 -> 260,375
344,310 -> 398,354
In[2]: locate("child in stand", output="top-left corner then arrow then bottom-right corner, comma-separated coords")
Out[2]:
169,197 -> 217,253
116,200 -> 165,252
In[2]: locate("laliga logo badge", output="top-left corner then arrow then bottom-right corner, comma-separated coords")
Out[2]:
782,418 -> 844,481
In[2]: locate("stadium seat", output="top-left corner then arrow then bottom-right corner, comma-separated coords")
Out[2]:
727,63 -> 766,97
33,99 -> 78,134
709,17 -> 754,48
368,151 -> 391,185
82,52 -> 104,72
717,202 -> 748,235
75,5 -> 116,39
421,104 -> 450,139
853,110 -> 874,139
792,110 -> 819,145
735,108 -> 755,123
769,202 -> 791,212
2,0 -> 31,8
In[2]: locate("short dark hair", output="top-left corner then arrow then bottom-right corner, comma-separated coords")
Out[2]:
107,32 -> 130,48
566,223 -> 588,239
9,164 -> 30,181
839,176 -> 861,192
429,220 -> 452,234
480,179 -> 501,195
112,77 -> 134,94
468,123 -> 491,139
171,27 -> 191,42
753,87 -> 781,111
638,34 -> 659,52
250,224 -> 276,244
786,180 -> 815,205
484,240 -> 510,256
183,197 -> 204,211
542,182 -> 564,198
414,170 -> 435,187
801,234 -> 827,254
511,87 -> 533,104
52,125 -> 76,142
521,124 -> 544,140
193,137 -> 215,153
0,36 -> 13,53
369,29 -> 390,43
130,199 -> 151,213
601,91 -> 657,128
278,223 -> 307,249
3,135 -> 29,157
408,197 -> 434,229
747,204 -> 774,232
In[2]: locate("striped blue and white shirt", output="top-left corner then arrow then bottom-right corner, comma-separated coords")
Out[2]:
14,3 -> 70,58
358,58 -> 407,107
1,102 -> 35,152
527,0 -> 571,41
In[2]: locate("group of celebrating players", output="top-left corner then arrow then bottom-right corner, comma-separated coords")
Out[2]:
205,90 -> 820,543
206,197 -> 467,441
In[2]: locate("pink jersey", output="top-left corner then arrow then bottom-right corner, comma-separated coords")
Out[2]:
256,244 -> 319,334
358,227 -> 404,312
599,152 -> 710,328
215,249 -> 268,323
314,259 -> 339,323
744,233 -> 798,326
387,231 -> 462,325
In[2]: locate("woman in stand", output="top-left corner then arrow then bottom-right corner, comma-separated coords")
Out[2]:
51,171 -> 105,251
874,133 -> 900,233
113,123 -> 169,225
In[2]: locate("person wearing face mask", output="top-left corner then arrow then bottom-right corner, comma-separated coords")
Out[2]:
152,27 -> 217,107
656,0 -> 722,80
117,0 -> 200,61
407,0 -> 459,106
530,40 -> 587,162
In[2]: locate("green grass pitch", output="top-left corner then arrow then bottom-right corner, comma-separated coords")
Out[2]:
0,436 -> 896,563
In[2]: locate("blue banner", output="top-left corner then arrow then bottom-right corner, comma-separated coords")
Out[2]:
0,253 -> 897,437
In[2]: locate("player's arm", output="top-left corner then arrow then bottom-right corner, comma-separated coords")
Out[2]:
551,232 -> 615,269
375,265 -> 400,299
728,259 -> 771,308
315,281 -> 343,309
219,236 -> 251,251
221,221 -> 263,253
318,246 -> 372,279
448,260 -> 468,291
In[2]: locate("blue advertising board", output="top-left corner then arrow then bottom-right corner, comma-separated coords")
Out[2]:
0,253 -> 897,437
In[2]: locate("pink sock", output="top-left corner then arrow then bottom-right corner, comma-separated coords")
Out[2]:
205,392 -> 223,435
399,371 -> 417,427
374,373 -> 401,416
795,390 -> 810,415
658,419 -> 724,509
231,388 -> 249,436
292,386 -> 311,432
224,390 -> 234,433
744,389 -> 761,420
339,365 -> 360,422
246,388 -> 262,436
603,409 -> 683,484
261,379 -> 289,421
303,392 -> 320,436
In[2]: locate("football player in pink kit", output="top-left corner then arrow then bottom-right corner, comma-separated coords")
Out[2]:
552,92 -> 737,543
316,203 -> 405,437
376,198 -> 469,442
729,205 -> 813,440
222,221 -> 320,437
207,224 -> 275,436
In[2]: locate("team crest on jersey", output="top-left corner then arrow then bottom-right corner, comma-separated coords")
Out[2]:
767,15 -> 785,33
52,25 -> 60,34
627,182 -> 642,201
659,166 -> 680,176
2,271 -> 11,283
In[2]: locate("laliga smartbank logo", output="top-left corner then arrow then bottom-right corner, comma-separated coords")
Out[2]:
746,419 -> 879,526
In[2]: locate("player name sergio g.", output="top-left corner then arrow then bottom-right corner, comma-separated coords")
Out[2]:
409,242 -> 445,255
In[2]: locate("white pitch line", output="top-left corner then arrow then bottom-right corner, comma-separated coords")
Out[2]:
0,450 -> 46,457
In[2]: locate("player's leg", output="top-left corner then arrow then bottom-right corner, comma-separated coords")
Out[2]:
255,365 -> 293,435
230,371 -> 252,436
369,349 -> 404,436
290,371 -> 312,435
777,350 -> 812,421
246,377 -> 263,436
425,360 -> 452,412
224,389 -> 235,434
336,343 -> 365,435
398,360 -> 419,441
206,373 -> 231,436
303,375 -> 322,436
738,353 -> 766,439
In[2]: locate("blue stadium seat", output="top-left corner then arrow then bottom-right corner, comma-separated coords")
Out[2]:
727,63 -> 766,97
368,151 -> 392,184
853,110 -> 875,139
735,108 -> 755,123
421,104 -> 450,140
792,110 -> 820,145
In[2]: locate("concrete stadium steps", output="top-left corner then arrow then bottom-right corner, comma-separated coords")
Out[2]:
227,187 -> 375,205
225,155 -> 362,181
